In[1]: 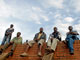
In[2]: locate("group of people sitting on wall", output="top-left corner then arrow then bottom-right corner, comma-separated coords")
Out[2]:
0,24 -> 79,60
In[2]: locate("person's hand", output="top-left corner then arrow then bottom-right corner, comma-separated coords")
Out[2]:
68,32 -> 73,34
51,38 -> 54,40
6,32 -> 9,35
35,39 -> 40,42
9,32 -> 12,35
10,42 -> 14,44
69,32 -> 78,35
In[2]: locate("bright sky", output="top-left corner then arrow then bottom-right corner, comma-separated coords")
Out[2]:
0,0 -> 80,44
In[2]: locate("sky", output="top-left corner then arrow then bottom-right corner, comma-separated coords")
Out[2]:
0,0 -> 80,44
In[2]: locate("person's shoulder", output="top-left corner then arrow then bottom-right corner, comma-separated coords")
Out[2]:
20,37 -> 22,39
12,37 -> 16,40
49,33 -> 53,36
12,28 -> 14,30
66,32 -> 69,35
6,28 -> 9,30
35,33 -> 39,35
50,32 -> 54,35
43,32 -> 46,34
58,31 -> 61,34
72,30 -> 77,32
57,31 -> 60,33
13,37 -> 16,39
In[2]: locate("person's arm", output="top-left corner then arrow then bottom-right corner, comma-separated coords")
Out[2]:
69,31 -> 79,35
49,34 -> 54,40
58,32 -> 61,41
72,32 -> 79,35
44,34 -> 46,42
33,34 -> 39,42
48,34 -> 52,40
33,34 -> 36,40
65,32 -> 68,40
20,37 -> 22,44
11,29 -> 14,33
5,29 -> 10,35
9,29 -> 14,35
10,37 -> 15,44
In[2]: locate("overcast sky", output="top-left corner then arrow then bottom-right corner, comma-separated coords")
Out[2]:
0,0 -> 80,44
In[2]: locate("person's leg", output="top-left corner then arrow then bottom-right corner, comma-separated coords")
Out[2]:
11,43 -> 17,51
45,39 -> 52,54
38,44 -> 42,53
68,38 -> 74,55
25,40 -> 35,52
1,36 -> 7,45
0,43 -> 10,54
24,43 -> 31,53
20,44 -> 30,57
6,35 -> 11,44
0,43 -> 12,59
3,43 -> 10,50
47,39 -> 51,48
8,43 -> 17,56
38,39 -> 44,56
20,40 -> 35,57
51,38 -> 59,52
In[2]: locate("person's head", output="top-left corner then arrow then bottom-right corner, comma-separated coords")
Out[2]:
10,24 -> 14,28
68,26 -> 73,31
53,27 -> 58,32
17,32 -> 21,37
39,27 -> 43,33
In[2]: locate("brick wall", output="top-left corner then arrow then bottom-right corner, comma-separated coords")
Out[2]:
5,43 -> 46,60
54,40 -> 80,60
2,40 -> 80,60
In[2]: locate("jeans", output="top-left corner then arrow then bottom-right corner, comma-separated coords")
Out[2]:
1,35 -> 11,45
66,35 -> 79,52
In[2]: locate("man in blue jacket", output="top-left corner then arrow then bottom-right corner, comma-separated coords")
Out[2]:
66,26 -> 79,55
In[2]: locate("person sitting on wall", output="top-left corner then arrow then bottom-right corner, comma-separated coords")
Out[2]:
20,27 -> 46,57
0,32 -> 22,58
42,27 -> 61,60
65,26 -> 79,55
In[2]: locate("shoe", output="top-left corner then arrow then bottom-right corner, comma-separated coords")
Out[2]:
70,51 -> 74,55
38,52 -> 42,57
45,48 -> 51,52
0,51 -> 2,55
20,52 -> 28,57
8,51 -> 13,57
51,49 -> 54,52
0,49 -> 3,55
